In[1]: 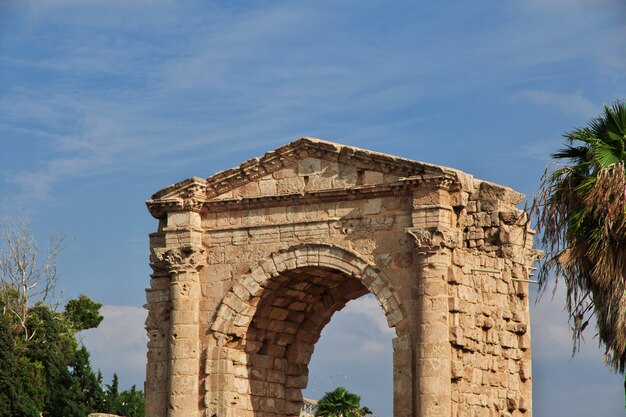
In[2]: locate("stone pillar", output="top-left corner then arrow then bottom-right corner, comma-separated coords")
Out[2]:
155,211 -> 205,417
145,241 -> 172,417
393,334 -> 414,417
407,175 -> 459,417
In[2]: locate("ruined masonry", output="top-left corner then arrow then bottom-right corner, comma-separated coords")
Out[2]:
145,138 -> 539,417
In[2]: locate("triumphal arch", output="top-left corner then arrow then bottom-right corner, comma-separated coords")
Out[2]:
145,138 -> 538,417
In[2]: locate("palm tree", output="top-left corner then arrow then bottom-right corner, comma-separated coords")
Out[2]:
533,100 -> 626,373
315,387 -> 372,417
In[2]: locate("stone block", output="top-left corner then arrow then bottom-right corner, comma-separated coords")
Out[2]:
171,375 -> 199,395
363,170 -> 384,184
501,332 -> 518,349
258,179 -> 277,195
452,359 -> 465,380
276,177 -> 304,194
249,380 -> 269,396
285,374 -> 308,389
298,157 -> 322,175
170,309 -> 198,325
364,198 -> 382,215
233,377 -> 250,394
240,276 -> 263,297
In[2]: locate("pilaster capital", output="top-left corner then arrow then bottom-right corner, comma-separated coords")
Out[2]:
178,182 -> 207,212
151,245 -> 206,276
400,173 -> 460,191
146,178 -> 207,219
407,227 -> 461,254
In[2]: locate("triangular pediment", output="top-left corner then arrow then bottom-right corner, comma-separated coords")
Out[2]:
147,138 -> 463,217
155,138 -> 457,198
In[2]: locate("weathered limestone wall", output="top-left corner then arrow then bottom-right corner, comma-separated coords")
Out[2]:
145,138 -> 538,417
447,183 -> 535,417
199,201 -> 413,417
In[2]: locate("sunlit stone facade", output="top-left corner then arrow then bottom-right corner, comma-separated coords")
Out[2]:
145,138 -> 538,417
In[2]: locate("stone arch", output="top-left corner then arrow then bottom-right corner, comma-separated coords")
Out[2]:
146,139 -> 538,417
206,243 -> 407,416
211,243 -> 406,339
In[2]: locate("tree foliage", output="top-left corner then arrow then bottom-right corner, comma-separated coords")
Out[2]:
64,294 -> 104,331
532,100 -> 626,372
118,385 -> 146,417
315,387 -> 372,417
103,373 -> 145,417
0,313 -> 18,417
0,218 -> 145,416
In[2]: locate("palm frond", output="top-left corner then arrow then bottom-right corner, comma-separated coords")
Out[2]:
552,145 -> 590,161
531,99 -> 626,373
592,144 -> 620,168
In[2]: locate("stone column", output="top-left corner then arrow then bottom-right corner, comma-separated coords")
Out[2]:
393,334 -> 414,417
406,175 -> 460,417
145,246 -> 172,417
157,211 -> 205,417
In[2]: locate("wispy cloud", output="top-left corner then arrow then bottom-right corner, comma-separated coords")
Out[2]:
531,284 -> 610,363
79,304 -> 147,389
305,294 -> 394,416
516,90 -> 598,118
511,0 -> 626,73
530,286 -> 625,416
517,0 -> 625,14
4,0 -> 624,206
0,91 -> 143,201
21,0 -> 182,31
508,140 -> 562,164
343,294 -> 396,337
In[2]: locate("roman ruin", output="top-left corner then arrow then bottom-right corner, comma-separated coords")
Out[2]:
145,138 -> 539,417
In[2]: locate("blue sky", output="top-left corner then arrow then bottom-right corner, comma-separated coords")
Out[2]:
1,1 -> 625,416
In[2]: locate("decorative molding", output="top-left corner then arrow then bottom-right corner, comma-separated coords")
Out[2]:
148,182 -> 412,217
406,227 -> 461,253
399,172 -> 460,191
146,137 -> 462,218
204,217 -> 342,233
207,183 -> 410,212
150,245 -> 206,275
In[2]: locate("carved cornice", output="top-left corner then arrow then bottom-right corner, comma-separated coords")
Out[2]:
149,182 -> 413,217
399,173 -> 460,191
147,138 -> 462,218
150,245 -> 206,276
146,177 -> 207,218
205,183 -> 410,212
407,227 -> 461,253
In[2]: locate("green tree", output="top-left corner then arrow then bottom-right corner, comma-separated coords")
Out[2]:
101,373 -> 145,417
64,294 -> 104,331
14,354 -> 45,416
0,218 -> 145,416
0,312 -> 18,417
118,385 -> 146,417
26,303 -> 85,417
104,373 -> 122,414
70,346 -> 105,413
533,100 -> 626,372
315,387 -> 372,417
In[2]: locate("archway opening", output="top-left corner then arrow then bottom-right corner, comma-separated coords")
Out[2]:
303,293 -> 394,417
242,265 -> 393,417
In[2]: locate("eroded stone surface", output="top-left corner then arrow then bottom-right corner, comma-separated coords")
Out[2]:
88,414 -> 122,417
145,138 -> 539,417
